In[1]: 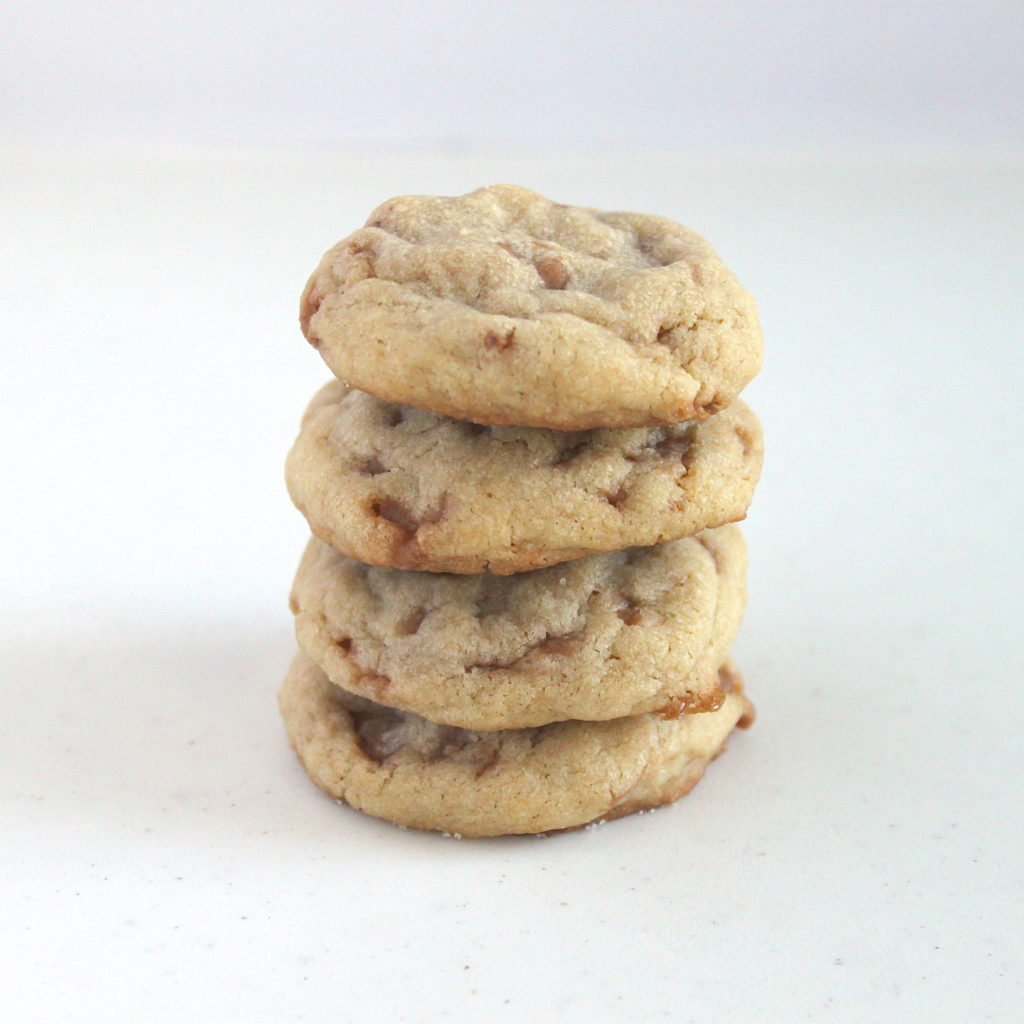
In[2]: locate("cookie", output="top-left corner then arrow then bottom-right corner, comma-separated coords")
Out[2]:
299,185 -> 762,429
285,381 -> 763,575
290,526 -> 746,730
278,651 -> 754,837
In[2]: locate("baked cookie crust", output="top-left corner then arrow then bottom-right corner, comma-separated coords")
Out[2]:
291,526 -> 746,729
285,381 -> 763,575
300,185 -> 762,429
279,651 -> 754,837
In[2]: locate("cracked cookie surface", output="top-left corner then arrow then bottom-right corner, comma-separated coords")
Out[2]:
300,185 -> 762,429
285,381 -> 763,575
291,526 -> 746,729
279,651 -> 754,837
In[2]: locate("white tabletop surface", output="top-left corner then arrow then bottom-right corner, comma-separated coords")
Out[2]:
1,146 -> 1021,1022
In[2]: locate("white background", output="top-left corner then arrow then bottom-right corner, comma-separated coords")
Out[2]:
2,4 -> 1023,1023
3,1 -> 1023,149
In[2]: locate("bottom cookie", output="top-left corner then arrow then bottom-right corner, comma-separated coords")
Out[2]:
279,651 -> 754,837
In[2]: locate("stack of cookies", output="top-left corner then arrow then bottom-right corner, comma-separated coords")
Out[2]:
280,186 -> 764,837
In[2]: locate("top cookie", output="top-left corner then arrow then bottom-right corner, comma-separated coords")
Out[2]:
300,185 -> 762,429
